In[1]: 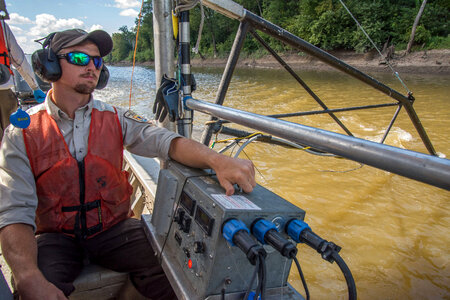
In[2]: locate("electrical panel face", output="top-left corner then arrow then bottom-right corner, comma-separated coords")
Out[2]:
144,161 -> 306,300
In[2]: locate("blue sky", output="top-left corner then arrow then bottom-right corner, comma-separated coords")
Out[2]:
5,0 -> 141,54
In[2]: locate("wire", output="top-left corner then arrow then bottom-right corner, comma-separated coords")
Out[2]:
254,255 -> 263,299
260,253 -> 267,300
213,131 -> 264,145
243,256 -> 260,300
293,257 -> 310,300
233,135 -> 261,158
128,0 -> 145,109
338,0 -> 411,94
331,251 -> 357,300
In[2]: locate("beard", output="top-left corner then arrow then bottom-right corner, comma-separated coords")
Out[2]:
74,73 -> 98,94
74,83 -> 96,94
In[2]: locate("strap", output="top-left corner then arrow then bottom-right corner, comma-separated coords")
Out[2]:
61,199 -> 101,212
61,199 -> 103,239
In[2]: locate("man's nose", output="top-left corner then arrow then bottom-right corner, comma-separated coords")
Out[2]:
85,58 -> 97,70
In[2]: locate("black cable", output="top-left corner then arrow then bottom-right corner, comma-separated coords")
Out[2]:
243,256 -> 260,300
293,256 -> 310,300
221,288 -> 225,300
331,251 -> 357,300
254,255 -> 263,299
260,253 -> 267,300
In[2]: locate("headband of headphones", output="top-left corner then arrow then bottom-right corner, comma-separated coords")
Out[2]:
31,32 -> 109,89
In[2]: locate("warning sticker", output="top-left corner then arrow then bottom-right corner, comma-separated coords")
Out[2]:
211,194 -> 261,210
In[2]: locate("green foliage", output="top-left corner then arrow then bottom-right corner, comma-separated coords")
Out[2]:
406,25 -> 431,44
108,0 -> 450,62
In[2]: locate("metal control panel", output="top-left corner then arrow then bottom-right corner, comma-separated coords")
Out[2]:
143,161 -> 305,300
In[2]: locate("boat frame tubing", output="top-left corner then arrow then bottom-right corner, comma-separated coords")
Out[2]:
243,11 -> 436,156
200,20 -> 250,145
215,102 -> 399,125
188,98 -> 450,191
249,29 -> 354,137
200,0 -> 436,156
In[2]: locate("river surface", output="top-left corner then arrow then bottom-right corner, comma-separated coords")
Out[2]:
95,65 -> 449,300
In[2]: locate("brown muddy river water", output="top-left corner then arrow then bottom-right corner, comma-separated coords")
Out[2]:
98,65 -> 449,300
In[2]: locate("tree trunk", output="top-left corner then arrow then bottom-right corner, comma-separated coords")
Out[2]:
206,10 -> 218,58
406,0 -> 427,54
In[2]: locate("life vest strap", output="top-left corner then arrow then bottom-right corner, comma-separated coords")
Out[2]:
61,199 -> 103,239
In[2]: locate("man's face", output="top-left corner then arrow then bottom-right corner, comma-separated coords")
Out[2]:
57,41 -> 102,94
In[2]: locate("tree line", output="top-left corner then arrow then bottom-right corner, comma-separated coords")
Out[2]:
104,0 -> 449,63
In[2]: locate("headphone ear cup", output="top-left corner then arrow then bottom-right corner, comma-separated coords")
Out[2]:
32,48 -> 61,82
95,65 -> 109,90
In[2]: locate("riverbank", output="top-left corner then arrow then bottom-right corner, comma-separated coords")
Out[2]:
112,49 -> 450,75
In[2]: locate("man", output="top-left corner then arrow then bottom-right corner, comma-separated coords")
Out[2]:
0,29 -> 256,299
0,11 -> 45,140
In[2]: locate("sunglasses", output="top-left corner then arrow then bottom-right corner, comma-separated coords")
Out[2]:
57,52 -> 103,70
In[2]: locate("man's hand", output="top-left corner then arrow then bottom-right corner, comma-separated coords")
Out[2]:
0,224 -> 67,300
16,271 -> 68,300
168,137 -> 256,195
210,155 -> 256,196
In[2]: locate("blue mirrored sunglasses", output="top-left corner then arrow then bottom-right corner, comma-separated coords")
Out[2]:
57,52 -> 103,70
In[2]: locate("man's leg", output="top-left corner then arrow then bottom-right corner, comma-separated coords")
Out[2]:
0,89 -> 18,141
36,233 -> 84,296
86,218 -> 176,299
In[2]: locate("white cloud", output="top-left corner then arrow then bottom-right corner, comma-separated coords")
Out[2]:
120,8 -> 138,17
29,13 -> 85,37
115,0 -> 140,9
13,14 -> 87,54
9,13 -> 32,24
89,24 -> 104,32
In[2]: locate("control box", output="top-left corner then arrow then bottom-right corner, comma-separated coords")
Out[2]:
142,161 -> 305,299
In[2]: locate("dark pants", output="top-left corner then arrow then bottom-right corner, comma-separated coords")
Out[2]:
0,89 -> 18,141
36,218 -> 176,299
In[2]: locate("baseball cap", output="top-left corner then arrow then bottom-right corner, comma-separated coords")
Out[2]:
50,29 -> 113,57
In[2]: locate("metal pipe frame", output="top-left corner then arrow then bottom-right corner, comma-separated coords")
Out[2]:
187,98 -> 450,190
152,0 -> 175,166
178,11 -> 193,138
201,0 -> 436,155
214,102 -> 399,125
249,29 -> 354,137
200,21 -> 250,145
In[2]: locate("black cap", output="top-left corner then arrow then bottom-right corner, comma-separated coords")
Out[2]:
50,29 -> 113,57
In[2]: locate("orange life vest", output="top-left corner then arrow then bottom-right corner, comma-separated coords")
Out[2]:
0,22 -> 13,75
23,106 -> 133,239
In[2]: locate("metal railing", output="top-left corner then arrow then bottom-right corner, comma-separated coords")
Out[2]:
188,98 -> 450,190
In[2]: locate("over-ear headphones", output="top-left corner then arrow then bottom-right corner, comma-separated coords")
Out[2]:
31,32 -> 109,90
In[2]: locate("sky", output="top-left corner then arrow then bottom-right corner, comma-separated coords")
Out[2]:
5,0 -> 142,54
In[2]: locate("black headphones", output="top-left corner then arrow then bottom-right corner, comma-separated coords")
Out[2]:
32,32 -> 109,90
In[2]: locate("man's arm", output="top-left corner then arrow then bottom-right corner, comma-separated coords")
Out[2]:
168,137 -> 256,196
0,224 -> 67,299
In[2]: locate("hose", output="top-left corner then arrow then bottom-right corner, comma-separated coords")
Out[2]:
243,257 -> 260,300
293,256 -> 310,300
332,251 -> 357,300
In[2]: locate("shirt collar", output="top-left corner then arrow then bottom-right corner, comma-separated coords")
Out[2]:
45,89 -> 94,121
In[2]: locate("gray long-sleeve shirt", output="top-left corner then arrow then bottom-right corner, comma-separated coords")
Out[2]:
0,91 -> 180,231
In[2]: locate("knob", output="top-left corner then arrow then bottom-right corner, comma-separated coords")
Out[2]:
193,241 -> 205,253
174,209 -> 185,225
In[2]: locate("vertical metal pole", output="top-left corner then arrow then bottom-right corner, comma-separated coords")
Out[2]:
178,11 -> 193,138
153,0 -> 175,131
200,21 -> 250,146
153,0 -> 175,169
